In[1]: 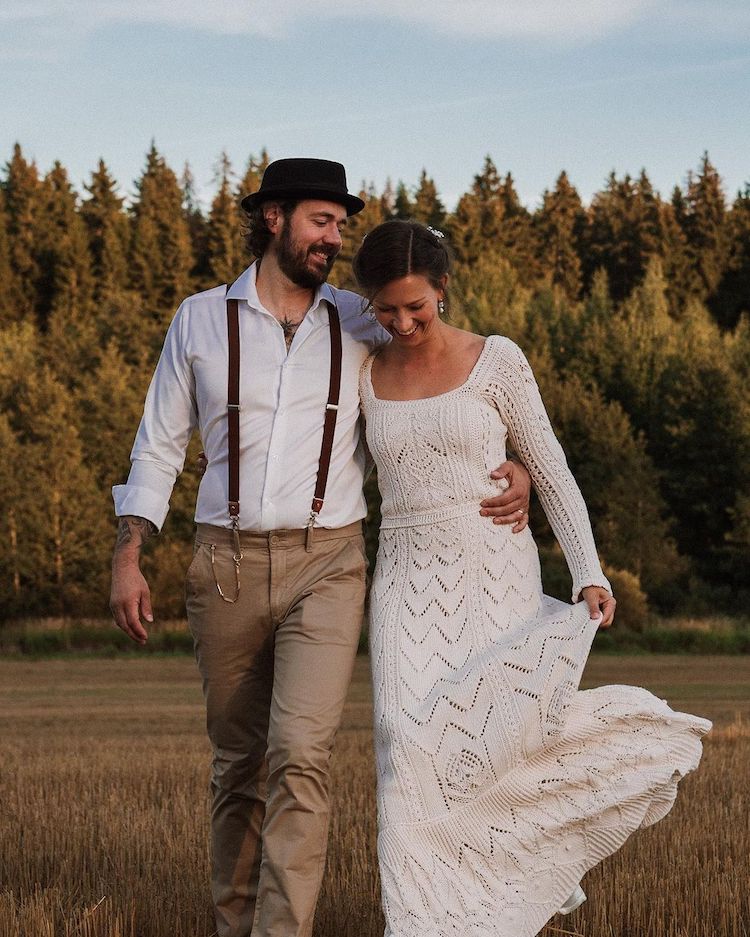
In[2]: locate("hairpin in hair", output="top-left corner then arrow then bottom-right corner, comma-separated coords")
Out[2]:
427,225 -> 445,239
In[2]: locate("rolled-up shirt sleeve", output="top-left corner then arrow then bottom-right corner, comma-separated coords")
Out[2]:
112,302 -> 197,531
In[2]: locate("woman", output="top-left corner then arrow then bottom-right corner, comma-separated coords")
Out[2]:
352,220 -> 711,937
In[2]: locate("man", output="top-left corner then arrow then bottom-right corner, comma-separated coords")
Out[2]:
109,158 -> 531,937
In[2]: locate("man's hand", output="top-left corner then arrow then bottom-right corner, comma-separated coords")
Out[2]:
480,460 -> 532,532
581,586 -> 616,628
109,516 -> 156,645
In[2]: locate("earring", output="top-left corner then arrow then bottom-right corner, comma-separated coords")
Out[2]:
438,299 -> 446,317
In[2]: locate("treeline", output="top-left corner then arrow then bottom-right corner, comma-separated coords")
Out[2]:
0,143 -> 748,623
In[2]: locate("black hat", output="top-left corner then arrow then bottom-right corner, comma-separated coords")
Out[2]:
241,158 -> 365,216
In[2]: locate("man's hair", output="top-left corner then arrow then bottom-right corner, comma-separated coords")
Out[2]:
243,200 -> 299,258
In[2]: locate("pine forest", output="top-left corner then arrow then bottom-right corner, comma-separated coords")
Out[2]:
1,143 -> 748,629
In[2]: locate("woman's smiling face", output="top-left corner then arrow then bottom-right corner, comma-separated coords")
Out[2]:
371,274 -> 446,346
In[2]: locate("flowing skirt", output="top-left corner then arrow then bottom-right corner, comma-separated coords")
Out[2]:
369,510 -> 711,937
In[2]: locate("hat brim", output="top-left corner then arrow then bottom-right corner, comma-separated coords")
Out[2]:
241,185 -> 365,216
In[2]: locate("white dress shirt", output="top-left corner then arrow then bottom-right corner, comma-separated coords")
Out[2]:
112,262 -> 388,532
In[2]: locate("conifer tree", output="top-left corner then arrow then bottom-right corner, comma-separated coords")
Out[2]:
650,348 -> 748,595
496,172 -> 538,280
38,162 -> 98,380
380,178 -> 395,219
75,342 -> 148,489
548,374 -> 686,604
0,193 -> 18,326
181,161 -> 211,288
610,257 -> 675,436
0,320 -> 38,614
0,413 -> 25,617
129,143 -> 193,336
20,366 -> 112,615
565,269 -> 617,388
80,160 -> 151,358
534,171 -> 586,300
411,170 -> 446,228
451,255 -> 531,342
581,268 -> 614,324
393,181 -> 413,219
673,153 -> 728,307
725,312 -> 750,384
207,151 -> 245,285
1,143 -> 42,322
449,156 -> 504,265
713,183 -> 750,328
0,319 -> 38,413
449,160 -> 537,282
584,171 -> 665,301
232,150 -> 272,278
236,149 -> 271,204
334,184 -> 388,291
593,257 -> 675,436
81,160 -> 129,296
523,288 -> 584,377
655,192 -> 692,315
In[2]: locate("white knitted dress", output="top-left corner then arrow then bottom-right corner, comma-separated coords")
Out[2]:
359,335 -> 711,937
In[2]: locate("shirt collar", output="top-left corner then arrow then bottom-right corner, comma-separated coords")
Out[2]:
227,261 -> 335,317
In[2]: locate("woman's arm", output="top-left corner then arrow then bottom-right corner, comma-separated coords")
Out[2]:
486,339 -> 613,610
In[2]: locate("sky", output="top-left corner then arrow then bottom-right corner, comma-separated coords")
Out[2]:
2,1 -> 749,212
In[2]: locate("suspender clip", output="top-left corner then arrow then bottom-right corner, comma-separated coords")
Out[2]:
211,518 -> 243,605
325,403 -> 339,411
305,510 -> 318,553
231,515 -> 243,563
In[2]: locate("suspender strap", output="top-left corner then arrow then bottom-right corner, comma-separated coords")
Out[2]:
222,291 -> 343,560
310,301 -> 342,517
226,296 -> 241,520
215,289 -> 242,603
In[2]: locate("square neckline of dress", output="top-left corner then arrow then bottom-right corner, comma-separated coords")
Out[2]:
366,335 -> 494,404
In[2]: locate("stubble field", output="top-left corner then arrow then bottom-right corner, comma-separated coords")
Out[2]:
0,654 -> 748,937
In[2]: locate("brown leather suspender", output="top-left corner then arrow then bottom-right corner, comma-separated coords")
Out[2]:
309,302 -> 342,532
214,292 -> 343,602
226,297 -> 241,522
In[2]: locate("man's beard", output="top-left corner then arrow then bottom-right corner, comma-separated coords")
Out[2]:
276,223 -> 337,288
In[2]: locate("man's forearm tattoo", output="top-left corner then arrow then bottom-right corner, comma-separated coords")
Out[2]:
115,516 -> 157,551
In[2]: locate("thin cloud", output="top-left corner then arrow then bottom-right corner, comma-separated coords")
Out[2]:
646,0 -> 750,37
4,0 -> 658,44
240,52 -> 750,137
7,1 -> 749,65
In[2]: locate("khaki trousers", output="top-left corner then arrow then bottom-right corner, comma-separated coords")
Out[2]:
185,522 -> 367,937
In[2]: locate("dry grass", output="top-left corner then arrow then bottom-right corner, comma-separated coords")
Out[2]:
0,655 -> 748,937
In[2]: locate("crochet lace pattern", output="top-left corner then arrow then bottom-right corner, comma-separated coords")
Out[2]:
360,336 -> 711,937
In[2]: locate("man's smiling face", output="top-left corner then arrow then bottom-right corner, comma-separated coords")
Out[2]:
274,199 -> 348,288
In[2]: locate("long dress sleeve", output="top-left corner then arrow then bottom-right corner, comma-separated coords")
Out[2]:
484,338 -> 611,603
111,301 -> 198,531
